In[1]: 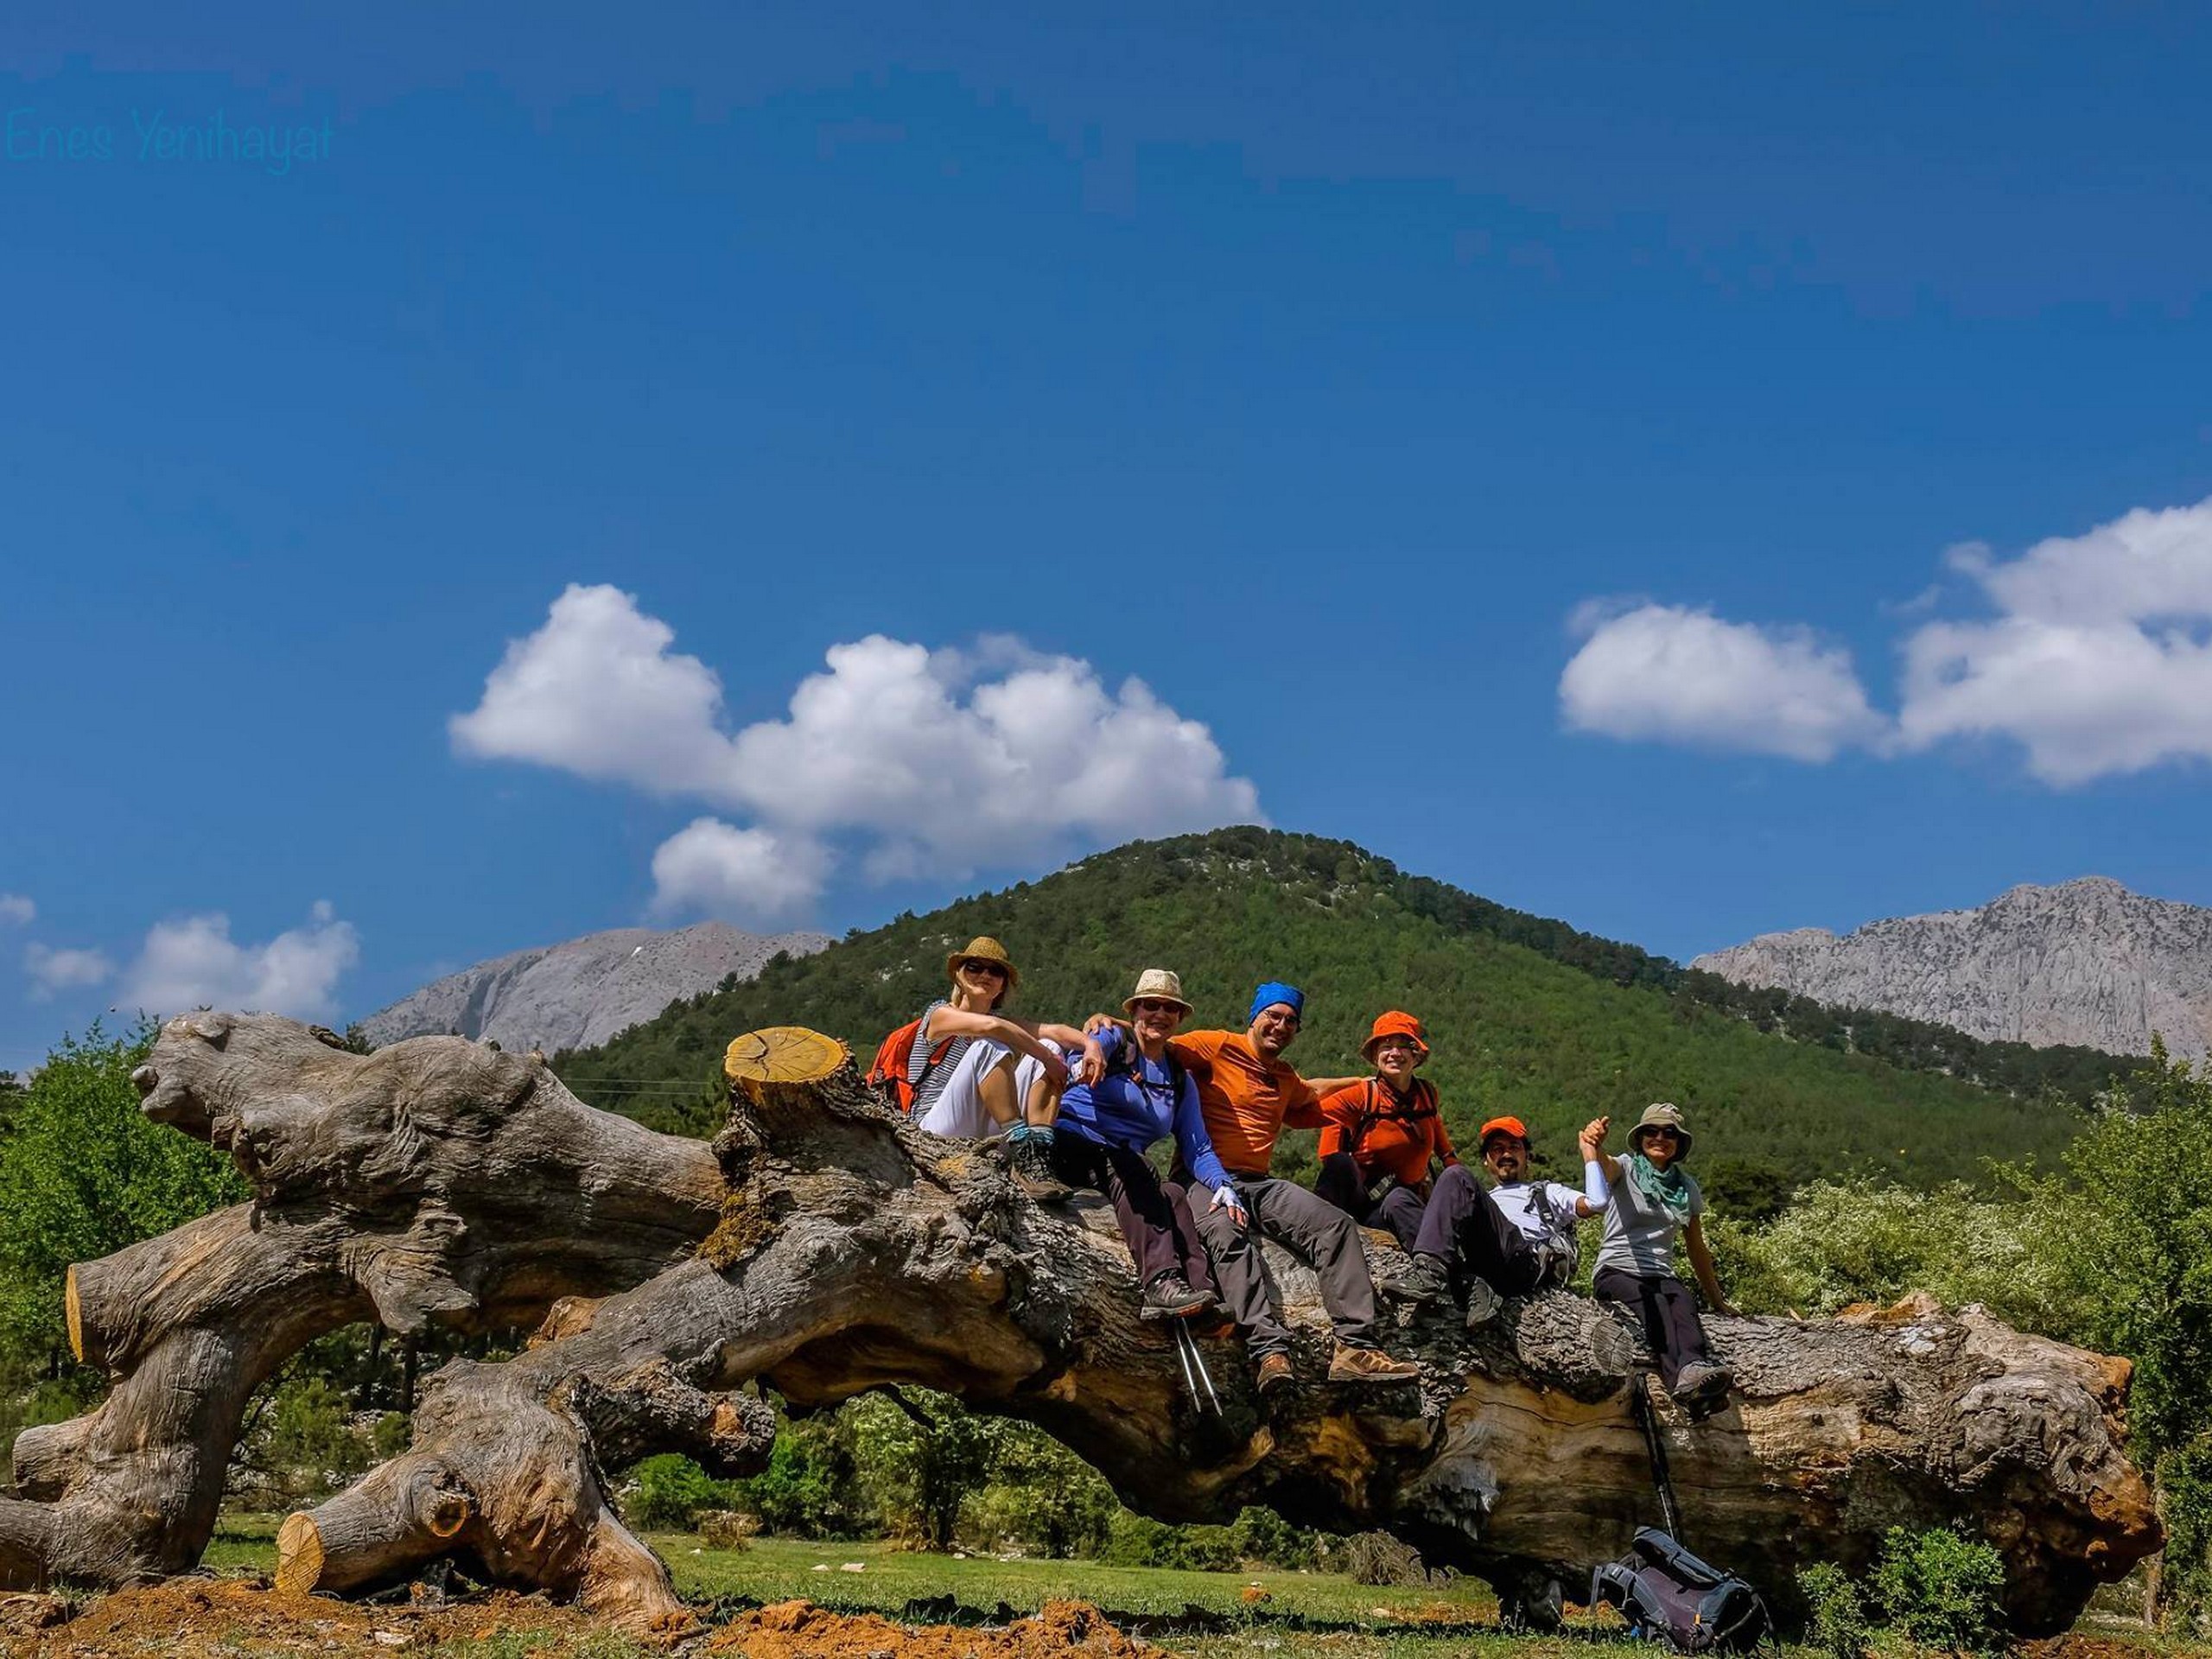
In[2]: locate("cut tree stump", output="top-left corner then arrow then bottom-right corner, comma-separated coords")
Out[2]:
0,1014 -> 2162,1637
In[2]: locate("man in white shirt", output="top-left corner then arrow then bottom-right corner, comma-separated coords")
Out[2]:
1475,1115 -> 1595,1294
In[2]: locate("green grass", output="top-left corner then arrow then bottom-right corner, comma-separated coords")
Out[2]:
194,1517 -> 2212,1659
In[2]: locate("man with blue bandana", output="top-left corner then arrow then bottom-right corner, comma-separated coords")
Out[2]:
1158,982 -> 1422,1394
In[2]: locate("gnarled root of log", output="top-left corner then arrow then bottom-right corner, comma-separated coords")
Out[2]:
0,1014 -> 724,1592
276,1030 -> 2158,1637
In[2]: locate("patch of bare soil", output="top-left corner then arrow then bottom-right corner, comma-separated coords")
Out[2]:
704,1599 -> 1167,1659
1,1577 -> 605,1656
0,1582 -> 1171,1659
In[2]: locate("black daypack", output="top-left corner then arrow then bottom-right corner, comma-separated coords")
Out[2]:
1590,1529 -> 1774,1654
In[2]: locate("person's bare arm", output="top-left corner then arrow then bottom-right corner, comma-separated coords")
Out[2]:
1039,1022 -> 1108,1087
1300,1074 -> 1365,1096
1684,1217 -> 1735,1315
924,1007 -> 1070,1084
1577,1116 -> 1615,1213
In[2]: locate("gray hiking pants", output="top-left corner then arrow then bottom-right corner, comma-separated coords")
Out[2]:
1193,1174 -> 1382,1358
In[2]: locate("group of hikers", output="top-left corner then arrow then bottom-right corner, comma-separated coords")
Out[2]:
868,938 -> 1738,1414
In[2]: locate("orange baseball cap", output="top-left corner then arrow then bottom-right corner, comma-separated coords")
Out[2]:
1361,1010 -> 1430,1064
1478,1116 -> 1531,1147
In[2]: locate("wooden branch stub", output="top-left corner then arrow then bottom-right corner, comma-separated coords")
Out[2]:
271,1515 -> 321,1599
723,1027 -> 850,1098
62,1268 -> 85,1370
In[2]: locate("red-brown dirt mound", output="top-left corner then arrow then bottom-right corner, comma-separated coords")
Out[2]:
706,1598 -> 1166,1659
0,1581 -> 1170,1658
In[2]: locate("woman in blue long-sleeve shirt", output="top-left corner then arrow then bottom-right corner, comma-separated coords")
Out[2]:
1053,969 -> 1247,1320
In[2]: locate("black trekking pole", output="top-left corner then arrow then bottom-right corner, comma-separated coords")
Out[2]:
1631,1372 -> 1684,1539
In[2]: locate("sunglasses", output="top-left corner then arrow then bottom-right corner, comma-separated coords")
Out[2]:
961,959 -> 1008,979
1640,1127 -> 1680,1141
1133,999 -> 1185,1015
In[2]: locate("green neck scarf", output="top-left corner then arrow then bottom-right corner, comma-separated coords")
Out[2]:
1627,1150 -> 1694,1226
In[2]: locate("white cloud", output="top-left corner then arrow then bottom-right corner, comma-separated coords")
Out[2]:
117,900 -> 359,1020
1559,603 -> 1885,763
453,587 -> 1262,907
1896,499 -> 2212,784
24,944 -> 115,1001
649,818 -> 831,924
0,894 -> 33,927
448,583 -> 734,798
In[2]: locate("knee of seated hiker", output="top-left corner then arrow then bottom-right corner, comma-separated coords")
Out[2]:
1431,1162 -> 1476,1199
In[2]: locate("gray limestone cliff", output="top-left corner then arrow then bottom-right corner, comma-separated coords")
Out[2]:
358,922 -> 831,1054
1692,875 -> 2212,1059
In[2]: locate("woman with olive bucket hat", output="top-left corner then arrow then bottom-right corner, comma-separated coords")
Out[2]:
890,937 -> 1107,1198
1585,1103 -> 1737,1413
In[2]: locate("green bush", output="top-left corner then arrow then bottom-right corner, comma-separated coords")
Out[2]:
1796,1561 -> 1872,1659
1868,1527 -> 2005,1655
626,1454 -> 740,1530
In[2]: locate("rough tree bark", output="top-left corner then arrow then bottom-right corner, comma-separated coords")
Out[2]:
0,1013 -> 724,1590
0,1015 -> 2160,1638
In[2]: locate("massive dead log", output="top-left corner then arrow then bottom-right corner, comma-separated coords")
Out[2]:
268,1026 -> 2158,1636
0,1013 -> 723,1591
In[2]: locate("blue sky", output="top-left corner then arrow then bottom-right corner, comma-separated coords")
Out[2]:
4,4 -> 2210,1070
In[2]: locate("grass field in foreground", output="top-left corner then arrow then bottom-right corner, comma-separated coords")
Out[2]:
200,1520 -> 2208,1659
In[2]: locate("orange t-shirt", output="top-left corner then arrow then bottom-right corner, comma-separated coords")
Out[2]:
1166,1029 -> 1324,1179
1317,1078 -> 1459,1187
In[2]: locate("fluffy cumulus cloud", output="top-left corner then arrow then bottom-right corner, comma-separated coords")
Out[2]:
1895,500 -> 2212,784
0,894 -> 33,927
648,819 -> 832,922
24,943 -> 115,1001
1561,496 -> 2212,788
452,586 -> 1262,920
1559,602 -> 1885,763
117,900 -> 359,1020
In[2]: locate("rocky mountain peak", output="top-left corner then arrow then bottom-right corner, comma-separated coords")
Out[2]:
1692,876 -> 2212,1058
357,920 -> 832,1054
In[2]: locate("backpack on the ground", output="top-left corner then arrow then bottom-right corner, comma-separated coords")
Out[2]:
865,1017 -> 953,1114
1589,1528 -> 1773,1654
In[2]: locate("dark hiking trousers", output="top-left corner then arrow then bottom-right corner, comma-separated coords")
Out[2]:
1314,1153 -> 1430,1249
1593,1267 -> 1712,1389
1412,1164 -> 1548,1298
1190,1174 -> 1382,1359
1049,1135 -> 1218,1298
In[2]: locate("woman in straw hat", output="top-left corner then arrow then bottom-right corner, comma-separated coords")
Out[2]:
1052,969 -> 1243,1319
897,937 -> 1105,1197
1584,1103 -> 1737,1413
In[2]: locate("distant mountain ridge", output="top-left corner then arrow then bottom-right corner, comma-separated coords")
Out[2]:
1693,876 -> 2212,1059
555,827 -> 2120,1188
359,921 -> 832,1054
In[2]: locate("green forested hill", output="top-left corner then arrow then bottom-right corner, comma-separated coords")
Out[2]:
556,828 -> 2114,1195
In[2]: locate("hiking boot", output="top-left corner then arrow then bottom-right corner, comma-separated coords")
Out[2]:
1326,1344 -> 1421,1384
1255,1352 -> 1296,1396
1671,1361 -> 1734,1412
1394,1252 -> 1452,1306
1463,1277 -> 1503,1330
1007,1135 -> 1072,1200
1141,1272 -> 1214,1320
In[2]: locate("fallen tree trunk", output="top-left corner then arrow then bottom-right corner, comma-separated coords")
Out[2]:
0,1014 -> 2159,1630
267,1026 -> 2158,1635
0,1014 -> 724,1590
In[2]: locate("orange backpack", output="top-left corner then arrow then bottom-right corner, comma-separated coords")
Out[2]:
865,1016 -> 955,1114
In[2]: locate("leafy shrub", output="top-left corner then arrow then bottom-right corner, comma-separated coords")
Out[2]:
1345,1530 -> 1427,1586
1868,1527 -> 2005,1655
1230,1505 -> 1322,1570
696,1510 -> 755,1550
626,1454 -> 739,1530
1796,1561 -> 1872,1659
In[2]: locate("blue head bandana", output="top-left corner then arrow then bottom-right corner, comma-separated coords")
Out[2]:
1249,981 -> 1306,1025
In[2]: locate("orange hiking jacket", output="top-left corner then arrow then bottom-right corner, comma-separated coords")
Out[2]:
1166,1029 -> 1325,1179
1316,1077 -> 1459,1187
